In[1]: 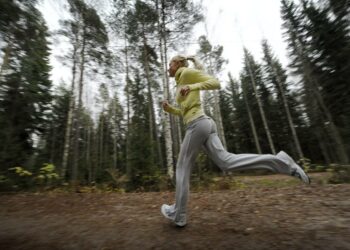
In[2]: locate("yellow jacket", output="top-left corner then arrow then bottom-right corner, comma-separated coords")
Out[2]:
164,67 -> 221,124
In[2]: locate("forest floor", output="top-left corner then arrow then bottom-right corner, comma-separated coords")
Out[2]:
1,173 -> 349,250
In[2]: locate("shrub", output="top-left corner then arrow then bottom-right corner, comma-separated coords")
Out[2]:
328,164 -> 350,184
34,163 -> 60,186
6,163 -> 60,190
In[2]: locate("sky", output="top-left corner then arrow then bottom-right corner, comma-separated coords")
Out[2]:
38,0 -> 290,89
187,0 -> 289,80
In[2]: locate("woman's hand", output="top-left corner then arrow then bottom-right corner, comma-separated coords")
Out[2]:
162,100 -> 170,110
180,86 -> 191,96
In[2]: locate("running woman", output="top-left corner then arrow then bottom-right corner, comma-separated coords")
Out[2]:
161,55 -> 310,227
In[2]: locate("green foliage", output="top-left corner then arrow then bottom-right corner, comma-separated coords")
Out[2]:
105,168 -> 129,189
0,0 -> 52,171
223,74 -> 255,153
261,39 -> 305,157
9,166 -> 33,177
66,0 -> 110,64
35,85 -> 70,169
296,159 -> 350,184
281,0 -> 350,163
8,166 -> 33,189
154,0 -> 203,49
6,163 -> 60,190
197,35 -> 228,75
239,49 -> 277,153
299,157 -> 311,172
298,158 -> 330,173
35,163 -> 60,185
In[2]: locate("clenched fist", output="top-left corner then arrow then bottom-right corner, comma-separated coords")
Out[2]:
162,100 -> 170,110
180,86 -> 191,96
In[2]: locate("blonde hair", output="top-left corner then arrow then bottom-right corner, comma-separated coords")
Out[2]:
171,55 -> 204,71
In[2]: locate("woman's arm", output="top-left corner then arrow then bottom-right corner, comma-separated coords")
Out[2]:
181,68 -> 221,91
162,100 -> 181,116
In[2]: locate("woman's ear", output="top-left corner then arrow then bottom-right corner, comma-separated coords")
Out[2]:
175,61 -> 181,67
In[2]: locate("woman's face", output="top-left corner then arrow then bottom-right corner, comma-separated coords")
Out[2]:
168,60 -> 180,77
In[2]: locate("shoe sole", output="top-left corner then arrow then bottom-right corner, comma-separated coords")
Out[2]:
175,223 -> 187,228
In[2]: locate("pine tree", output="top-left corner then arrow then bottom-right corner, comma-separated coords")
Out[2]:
128,68 -> 155,188
328,0 -> 350,20
36,85 -> 70,169
219,87 -> 235,153
109,0 -> 134,178
107,92 -> 125,172
224,73 -> 258,154
261,39 -> 304,159
95,83 -> 110,180
0,0 -> 52,171
239,73 -> 262,154
301,0 -> 350,157
124,0 -> 163,171
243,48 -> 276,154
58,0 -> 111,182
281,0 -> 349,163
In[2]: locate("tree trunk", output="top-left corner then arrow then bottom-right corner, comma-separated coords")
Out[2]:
161,0 -> 182,170
245,54 -> 276,154
49,121 -> 57,163
61,40 -> 79,179
142,37 -> 155,166
112,98 -> 118,170
242,82 -> 262,154
207,57 -> 227,149
92,130 -> 98,183
157,0 -> 174,178
213,90 -> 227,149
72,25 -> 87,186
304,83 -> 333,163
296,41 -> 349,163
316,129 -> 332,164
273,65 -> 304,159
0,45 -> 11,78
228,78 -> 242,152
99,115 -> 104,177
141,29 -> 164,168
86,125 -> 92,184
123,35 -> 131,178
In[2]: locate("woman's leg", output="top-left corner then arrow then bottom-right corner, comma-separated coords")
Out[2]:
169,117 -> 212,226
202,118 -> 292,175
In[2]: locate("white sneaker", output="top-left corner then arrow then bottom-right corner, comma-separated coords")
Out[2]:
161,204 -> 186,227
277,151 -> 311,184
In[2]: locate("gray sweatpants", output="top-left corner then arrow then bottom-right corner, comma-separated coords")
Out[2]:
173,115 -> 293,224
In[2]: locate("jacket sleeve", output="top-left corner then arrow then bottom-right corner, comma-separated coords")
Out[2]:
181,68 -> 221,91
164,104 -> 182,116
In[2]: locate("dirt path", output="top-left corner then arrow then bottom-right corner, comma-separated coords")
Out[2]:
1,173 -> 349,250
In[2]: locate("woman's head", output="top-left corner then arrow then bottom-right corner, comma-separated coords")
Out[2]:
168,55 -> 204,77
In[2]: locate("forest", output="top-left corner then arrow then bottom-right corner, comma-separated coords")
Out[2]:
0,0 -> 349,192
